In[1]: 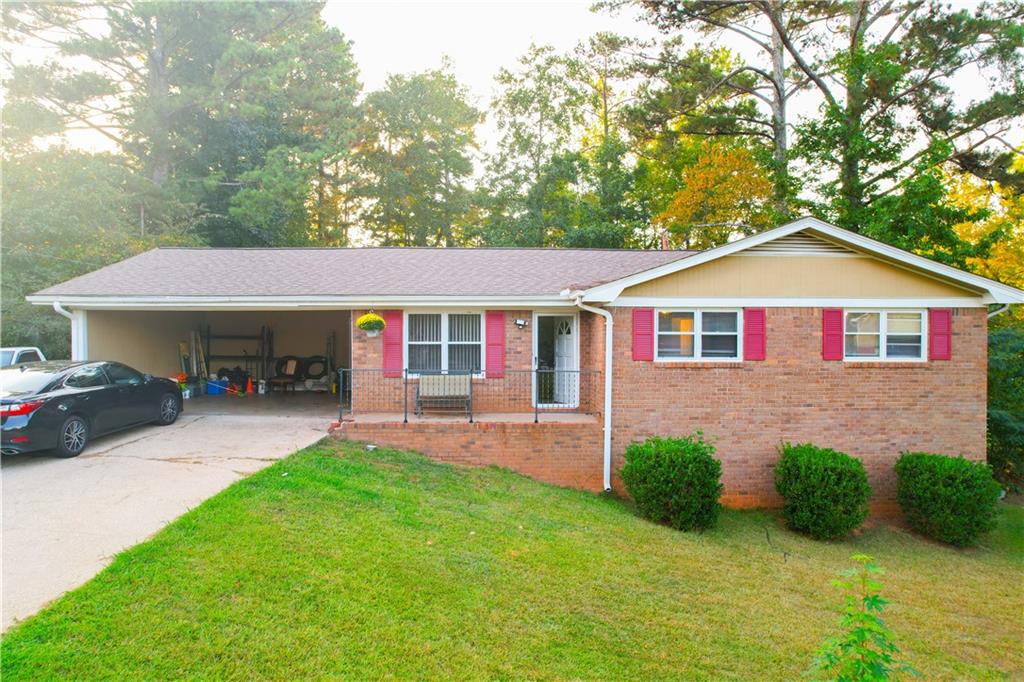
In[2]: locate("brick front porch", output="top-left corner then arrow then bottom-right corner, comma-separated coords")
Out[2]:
331,413 -> 604,491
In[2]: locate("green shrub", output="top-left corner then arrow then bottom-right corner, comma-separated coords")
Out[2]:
774,443 -> 871,540
620,434 -> 723,531
895,452 -> 1002,546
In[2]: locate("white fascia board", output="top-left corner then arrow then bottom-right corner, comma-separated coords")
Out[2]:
611,296 -> 990,308
25,294 -> 575,311
581,216 -> 1024,304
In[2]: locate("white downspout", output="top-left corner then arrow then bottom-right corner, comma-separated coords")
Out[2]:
53,302 -> 88,360
52,301 -> 72,320
988,303 -> 1010,319
573,295 -> 614,492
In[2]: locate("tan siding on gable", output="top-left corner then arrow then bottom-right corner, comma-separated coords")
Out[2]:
620,255 -> 979,299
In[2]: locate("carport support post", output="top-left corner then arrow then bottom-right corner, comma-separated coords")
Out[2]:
70,309 -> 88,361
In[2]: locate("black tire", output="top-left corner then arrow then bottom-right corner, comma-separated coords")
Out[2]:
303,356 -> 328,380
55,415 -> 89,458
155,393 -> 180,426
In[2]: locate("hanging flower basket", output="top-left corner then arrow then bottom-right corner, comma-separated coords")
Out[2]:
356,312 -> 386,337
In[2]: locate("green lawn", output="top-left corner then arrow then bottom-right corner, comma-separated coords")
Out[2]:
3,441 -> 1021,680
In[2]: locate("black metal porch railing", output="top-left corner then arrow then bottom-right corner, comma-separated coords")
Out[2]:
338,368 -> 599,423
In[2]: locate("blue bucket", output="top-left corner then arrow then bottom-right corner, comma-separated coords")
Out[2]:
207,379 -> 227,396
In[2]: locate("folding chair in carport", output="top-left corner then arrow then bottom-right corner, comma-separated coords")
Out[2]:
269,358 -> 300,393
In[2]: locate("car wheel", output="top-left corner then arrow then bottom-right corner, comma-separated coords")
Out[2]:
156,393 -> 180,426
55,415 -> 89,458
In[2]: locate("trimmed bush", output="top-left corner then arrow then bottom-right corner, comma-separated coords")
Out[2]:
620,434 -> 723,531
895,452 -> 1002,546
774,443 -> 871,540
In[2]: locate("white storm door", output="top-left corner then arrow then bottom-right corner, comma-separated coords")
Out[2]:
553,317 -> 574,404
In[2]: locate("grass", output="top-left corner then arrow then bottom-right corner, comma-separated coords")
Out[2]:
3,440 -> 1021,680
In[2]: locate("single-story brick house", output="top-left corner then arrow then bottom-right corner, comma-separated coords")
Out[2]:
29,217 -> 1024,508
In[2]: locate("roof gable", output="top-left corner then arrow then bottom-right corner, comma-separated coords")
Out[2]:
580,217 -> 1024,305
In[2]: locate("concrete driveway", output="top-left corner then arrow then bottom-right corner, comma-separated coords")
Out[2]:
2,396 -> 333,630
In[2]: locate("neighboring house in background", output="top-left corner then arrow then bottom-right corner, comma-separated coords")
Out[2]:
28,217 -> 1024,510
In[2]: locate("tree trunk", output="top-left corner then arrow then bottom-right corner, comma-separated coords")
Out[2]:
838,3 -> 869,231
769,18 -> 790,218
316,161 -> 328,243
533,112 -> 546,247
146,14 -> 172,188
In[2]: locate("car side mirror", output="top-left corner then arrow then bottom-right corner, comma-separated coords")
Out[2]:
143,373 -> 153,382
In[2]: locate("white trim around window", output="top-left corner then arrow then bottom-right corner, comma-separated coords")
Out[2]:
403,310 -> 485,376
655,309 -> 743,362
843,309 -> 927,362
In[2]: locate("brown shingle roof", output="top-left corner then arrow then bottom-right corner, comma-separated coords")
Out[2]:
33,247 -> 698,299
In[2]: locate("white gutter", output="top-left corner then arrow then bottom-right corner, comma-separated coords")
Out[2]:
27,294 -> 576,311
572,294 -> 614,492
51,301 -> 72,319
988,303 -> 1011,319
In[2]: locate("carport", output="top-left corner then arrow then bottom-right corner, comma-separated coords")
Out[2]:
53,307 -> 349,414
25,247 -> 365,417
86,308 -> 346,384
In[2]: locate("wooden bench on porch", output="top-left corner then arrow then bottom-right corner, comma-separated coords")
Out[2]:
414,373 -> 472,416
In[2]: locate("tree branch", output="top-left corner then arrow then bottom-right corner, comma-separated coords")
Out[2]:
756,0 -> 837,107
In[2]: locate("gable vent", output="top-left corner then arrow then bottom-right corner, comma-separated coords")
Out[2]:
740,231 -> 856,256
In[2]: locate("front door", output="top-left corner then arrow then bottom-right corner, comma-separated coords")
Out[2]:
534,314 -> 578,407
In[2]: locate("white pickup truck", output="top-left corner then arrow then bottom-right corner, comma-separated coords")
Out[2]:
0,347 -> 47,367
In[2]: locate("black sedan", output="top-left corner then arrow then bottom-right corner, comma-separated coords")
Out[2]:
1,361 -> 182,457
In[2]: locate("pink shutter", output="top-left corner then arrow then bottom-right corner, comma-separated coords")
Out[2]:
743,308 -> 766,361
381,310 -> 403,377
929,308 -> 952,360
485,311 -> 505,378
632,308 -> 654,361
822,308 -> 844,361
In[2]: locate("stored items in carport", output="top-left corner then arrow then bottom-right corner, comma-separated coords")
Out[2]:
216,366 -> 252,394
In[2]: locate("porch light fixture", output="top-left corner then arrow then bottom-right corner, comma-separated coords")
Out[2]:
514,318 -> 528,330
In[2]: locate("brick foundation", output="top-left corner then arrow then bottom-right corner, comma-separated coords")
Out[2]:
335,419 -> 604,491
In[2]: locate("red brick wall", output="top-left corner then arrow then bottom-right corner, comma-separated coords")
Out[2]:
335,420 -> 604,490
578,312 -> 606,415
346,306 -> 987,511
609,307 -> 988,509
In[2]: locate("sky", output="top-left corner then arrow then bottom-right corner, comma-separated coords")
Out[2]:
322,1 -> 661,154
324,1 -> 657,103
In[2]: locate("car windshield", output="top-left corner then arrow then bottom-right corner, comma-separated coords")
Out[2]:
0,351 -> 13,367
0,366 -> 58,396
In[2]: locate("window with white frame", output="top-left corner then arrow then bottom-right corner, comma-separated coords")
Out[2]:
656,310 -> 741,360
844,310 -> 925,360
407,312 -> 483,373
